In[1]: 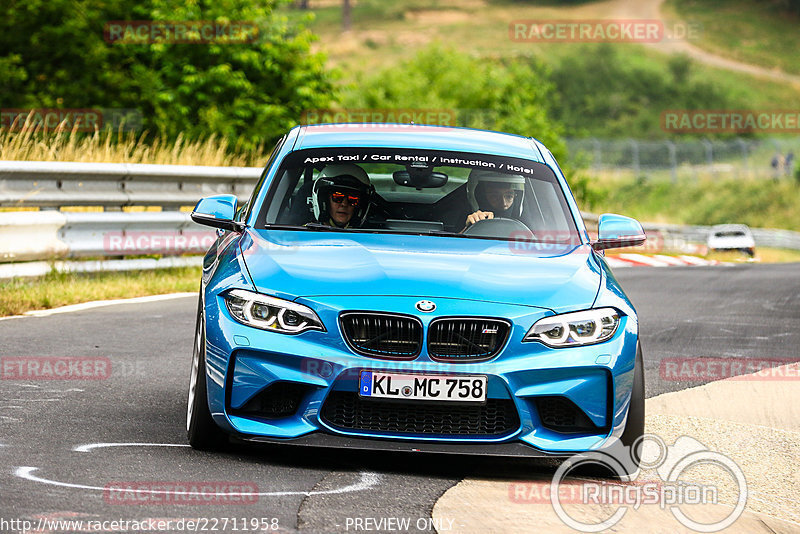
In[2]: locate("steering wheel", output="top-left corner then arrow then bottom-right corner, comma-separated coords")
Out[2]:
462,217 -> 533,239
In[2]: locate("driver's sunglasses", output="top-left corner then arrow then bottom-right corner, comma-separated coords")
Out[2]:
330,191 -> 360,207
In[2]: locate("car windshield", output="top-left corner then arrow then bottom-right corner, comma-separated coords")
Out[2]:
256,147 -> 580,244
715,231 -> 746,237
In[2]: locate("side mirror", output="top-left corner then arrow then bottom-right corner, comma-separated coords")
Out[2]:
592,213 -> 646,251
191,194 -> 243,232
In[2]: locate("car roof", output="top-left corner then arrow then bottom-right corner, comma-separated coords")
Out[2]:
292,124 -> 546,162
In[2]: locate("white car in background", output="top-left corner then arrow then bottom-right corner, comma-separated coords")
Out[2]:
707,224 -> 756,256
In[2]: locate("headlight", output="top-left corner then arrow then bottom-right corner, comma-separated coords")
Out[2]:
224,289 -> 325,334
523,308 -> 621,347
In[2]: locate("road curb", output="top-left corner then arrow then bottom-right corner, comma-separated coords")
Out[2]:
432,363 -> 800,532
605,253 -> 722,267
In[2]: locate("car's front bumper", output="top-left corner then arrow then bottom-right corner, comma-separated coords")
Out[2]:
233,432 -> 575,458
203,294 -> 639,455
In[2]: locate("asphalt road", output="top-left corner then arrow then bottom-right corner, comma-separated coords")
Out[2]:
1,263 -> 798,533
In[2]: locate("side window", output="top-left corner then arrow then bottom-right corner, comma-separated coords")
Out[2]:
244,135 -> 286,223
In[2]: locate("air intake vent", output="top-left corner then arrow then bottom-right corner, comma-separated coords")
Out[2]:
536,396 -> 599,433
428,318 -> 510,362
231,382 -> 307,419
340,312 -> 422,360
321,391 -> 520,437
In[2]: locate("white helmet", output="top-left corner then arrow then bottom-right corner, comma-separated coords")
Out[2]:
466,169 -> 525,218
311,164 -> 374,226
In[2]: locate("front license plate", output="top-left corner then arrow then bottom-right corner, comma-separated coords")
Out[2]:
358,372 -> 487,402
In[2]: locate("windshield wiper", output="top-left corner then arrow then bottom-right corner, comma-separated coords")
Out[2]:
302,222 -> 339,230
427,230 -> 469,238
265,224 -> 473,238
264,223 -> 337,231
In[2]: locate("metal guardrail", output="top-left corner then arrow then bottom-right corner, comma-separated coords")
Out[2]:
0,211 -> 216,263
750,228 -> 800,250
567,136 -> 800,182
0,256 -> 203,280
1,163 -> 799,278
583,212 -> 800,251
0,161 -> 261,208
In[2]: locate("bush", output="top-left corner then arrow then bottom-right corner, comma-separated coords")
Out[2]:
548,45 -> 739,139
0,0 -> 335,149
340,45 -> 567,161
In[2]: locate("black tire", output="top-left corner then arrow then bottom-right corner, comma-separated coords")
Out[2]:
618,342 -> 645,472
187,294 -> 228,451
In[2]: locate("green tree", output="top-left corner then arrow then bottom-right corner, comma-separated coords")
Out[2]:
341,46 -> 566,161
0,0 -> 335,148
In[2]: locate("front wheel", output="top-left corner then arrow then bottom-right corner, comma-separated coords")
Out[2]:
187,295 -> 228,451
549,344 -> 645,481
616,342 -> 645,478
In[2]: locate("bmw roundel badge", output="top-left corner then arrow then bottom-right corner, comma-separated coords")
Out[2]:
415,300 -> 436,313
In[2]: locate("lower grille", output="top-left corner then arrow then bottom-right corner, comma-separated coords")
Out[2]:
536,396 -> 599,433
320,391 -> 520,437
428,318 -> 510,362
340,312 -> 422,359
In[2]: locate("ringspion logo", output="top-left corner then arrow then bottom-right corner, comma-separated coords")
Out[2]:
548,435 -> 747,532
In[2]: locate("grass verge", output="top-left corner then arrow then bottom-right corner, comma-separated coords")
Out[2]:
580,176 -> 800,231
665,0 -> 800,76
0,124 -> 266,167
298,0 -> 800,114
0,266 -> 201,317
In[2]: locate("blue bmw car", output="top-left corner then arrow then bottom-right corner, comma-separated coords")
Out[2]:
188,124 -> 646,474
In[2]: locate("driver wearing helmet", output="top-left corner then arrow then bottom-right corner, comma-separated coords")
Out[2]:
463,169 -> 525,229
311,164 -> 374,228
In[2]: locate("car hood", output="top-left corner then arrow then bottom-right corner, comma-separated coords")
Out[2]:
239,229 -> 601,313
